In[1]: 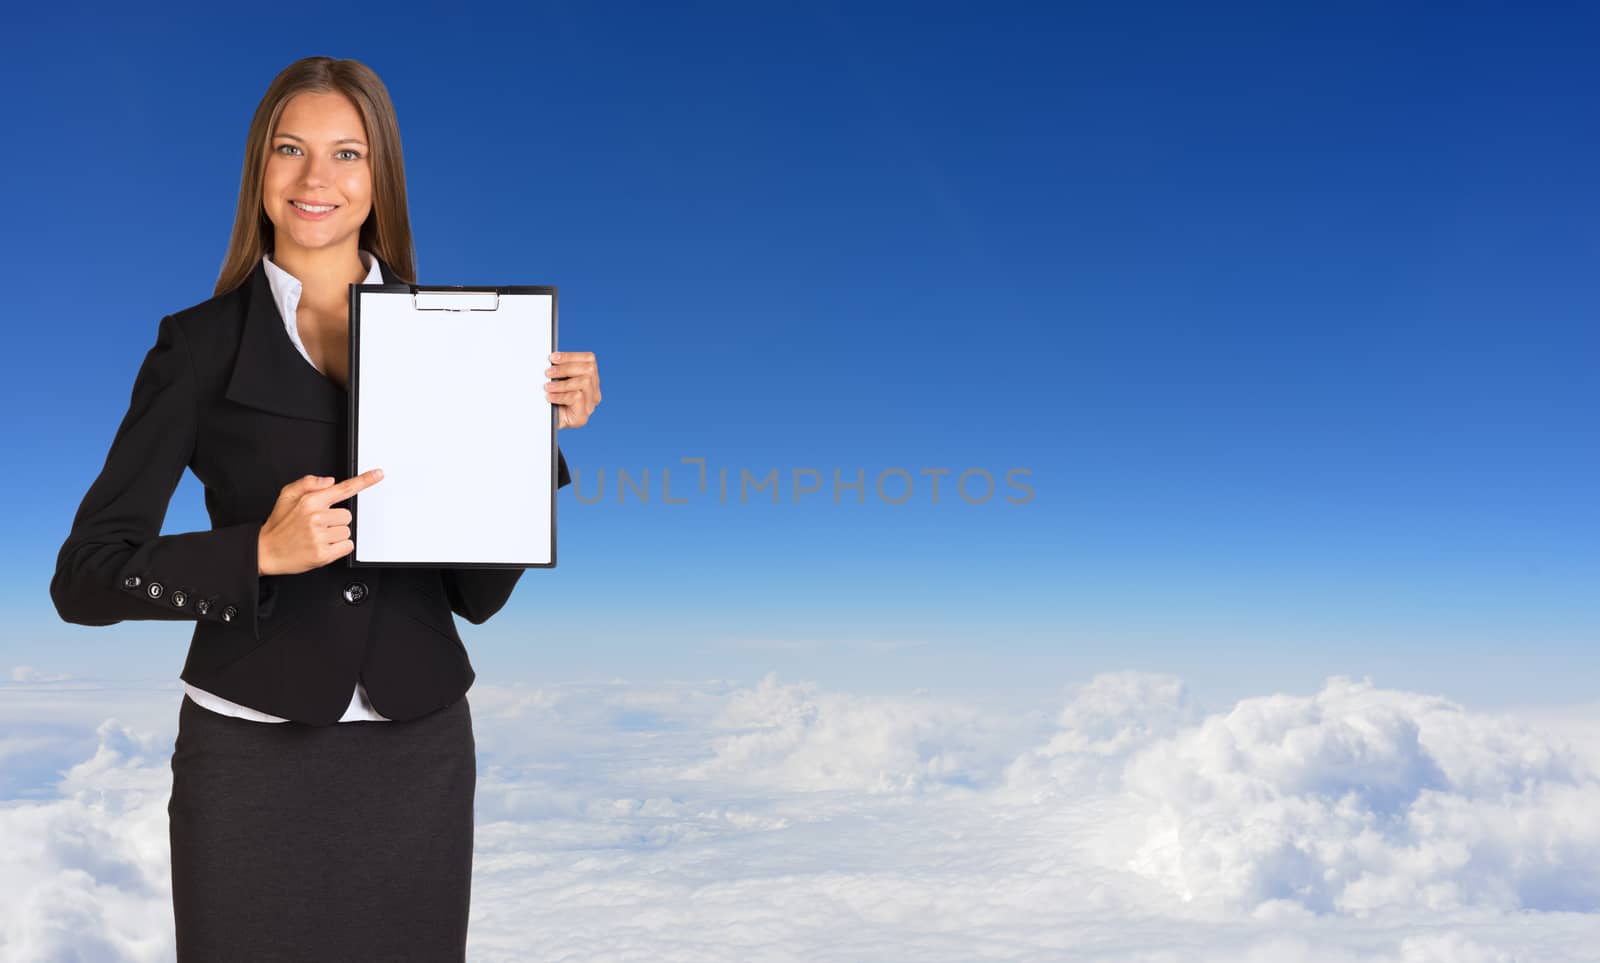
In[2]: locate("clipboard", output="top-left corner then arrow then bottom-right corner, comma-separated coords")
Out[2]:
345,281 -> 559,569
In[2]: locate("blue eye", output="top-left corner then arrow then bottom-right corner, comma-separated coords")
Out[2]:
273,144 -> 361,160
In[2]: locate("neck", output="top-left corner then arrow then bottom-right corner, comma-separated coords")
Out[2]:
269,239 -> 368,307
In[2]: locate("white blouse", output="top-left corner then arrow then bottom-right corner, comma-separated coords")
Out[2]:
182,249 -> 392,724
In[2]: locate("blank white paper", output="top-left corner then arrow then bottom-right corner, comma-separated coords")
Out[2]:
351,289 -> 555,565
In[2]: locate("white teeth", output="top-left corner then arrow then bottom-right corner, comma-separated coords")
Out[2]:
292,201 -> 336,213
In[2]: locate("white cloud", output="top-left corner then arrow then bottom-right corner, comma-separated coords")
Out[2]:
1116,676 -> 1600,915
676,671 -> 1015,793
11,665 -> 73,683
0,717 -> 173,962
3,671 -> 1600,961
1003,670 -> 1204,797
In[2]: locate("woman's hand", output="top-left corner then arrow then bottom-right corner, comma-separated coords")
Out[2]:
545,350 -> 601,429
257,469 -> 385,576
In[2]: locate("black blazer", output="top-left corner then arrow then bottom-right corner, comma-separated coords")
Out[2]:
50,255 -> 571,726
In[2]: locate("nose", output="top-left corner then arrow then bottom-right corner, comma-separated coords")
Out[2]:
299,152 -> 334,191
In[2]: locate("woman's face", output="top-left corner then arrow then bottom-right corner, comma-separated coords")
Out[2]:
262,91 -> 373,258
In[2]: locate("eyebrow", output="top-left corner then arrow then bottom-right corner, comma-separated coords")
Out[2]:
274,133 -> 368,146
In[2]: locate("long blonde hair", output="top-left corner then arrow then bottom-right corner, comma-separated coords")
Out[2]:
214,56 -> 417,296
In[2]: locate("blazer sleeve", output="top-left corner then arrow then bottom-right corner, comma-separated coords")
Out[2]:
441,447 -> 570,625
50,315 -> 271,640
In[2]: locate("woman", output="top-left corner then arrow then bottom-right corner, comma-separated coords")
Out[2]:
49,56 -> 601,960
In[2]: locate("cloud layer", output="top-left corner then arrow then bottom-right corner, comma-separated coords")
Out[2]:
4,668 -> 1600,961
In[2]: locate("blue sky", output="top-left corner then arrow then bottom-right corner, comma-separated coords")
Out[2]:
3,3 -> 1596,708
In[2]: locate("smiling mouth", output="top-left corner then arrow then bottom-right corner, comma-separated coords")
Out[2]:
291,200 -> 339,213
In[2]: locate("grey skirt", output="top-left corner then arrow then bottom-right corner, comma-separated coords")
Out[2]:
168,692 -> 476,962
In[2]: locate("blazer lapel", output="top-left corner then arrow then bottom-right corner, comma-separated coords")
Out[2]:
223,255 -> 398,424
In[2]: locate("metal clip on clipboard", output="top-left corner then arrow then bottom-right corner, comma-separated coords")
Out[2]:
411,290 -> 502,312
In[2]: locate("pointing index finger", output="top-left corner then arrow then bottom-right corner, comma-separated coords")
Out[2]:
315,468 -> 385,506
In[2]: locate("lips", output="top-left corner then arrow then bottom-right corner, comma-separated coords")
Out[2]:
289,199 -> 339,220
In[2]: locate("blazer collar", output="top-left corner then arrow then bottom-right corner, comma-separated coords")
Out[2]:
224,254 -> 398,424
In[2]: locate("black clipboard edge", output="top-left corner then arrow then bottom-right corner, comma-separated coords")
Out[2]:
345,282 -> 560,570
